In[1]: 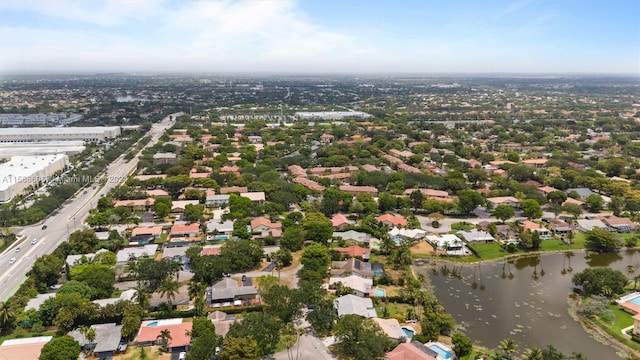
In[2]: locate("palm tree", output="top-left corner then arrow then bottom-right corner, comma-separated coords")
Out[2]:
188,281 -> 205,302
498,338 -> 518,358
159,277 -> 180,309
0,302 -> 15,330
156,329 -> 172,352
523,347 -> 543,360
133,283 -> 150,311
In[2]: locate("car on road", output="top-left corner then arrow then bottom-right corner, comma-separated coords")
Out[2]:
41,225 -> 47,230
8,258 -> 16,265
15,247 -> 21,252
31,238 -> 38,245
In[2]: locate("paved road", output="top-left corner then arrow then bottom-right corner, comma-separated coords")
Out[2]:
0,113 -> 180,301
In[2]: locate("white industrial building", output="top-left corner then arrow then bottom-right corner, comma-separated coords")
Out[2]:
294,111 -> 373,120
0,126 -> 121,143
0,154 -> 69,203
0,141 -> 85,159
0,113 -> 82,126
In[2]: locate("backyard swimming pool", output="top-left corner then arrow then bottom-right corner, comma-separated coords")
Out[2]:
401,326 -> 415,339
374,288 -> 386,297
428,344 -> 452,359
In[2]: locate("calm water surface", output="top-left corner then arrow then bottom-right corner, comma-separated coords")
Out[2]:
420,250 -> 640,358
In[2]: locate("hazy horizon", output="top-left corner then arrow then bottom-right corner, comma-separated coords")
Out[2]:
2,0 -> 639,75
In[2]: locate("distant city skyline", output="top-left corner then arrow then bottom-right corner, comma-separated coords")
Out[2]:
1,0 -> 639,75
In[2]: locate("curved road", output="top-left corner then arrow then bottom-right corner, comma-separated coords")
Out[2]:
0,113 -> 180,301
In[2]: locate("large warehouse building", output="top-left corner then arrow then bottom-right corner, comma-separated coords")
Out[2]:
0,126 -> 121,143
0,154 -> 69,203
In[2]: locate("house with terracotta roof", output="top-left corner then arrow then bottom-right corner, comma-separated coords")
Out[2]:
335,245 -> 370,260
599,216 -> 637,233
113,198 -> 155,211
339,185 -> 379,196
522,158 -> 548,168
130,226 -> 163,243
241,191 -> 266,203
522,220 -> 551,238
170,223 -> 200,239
378,214 -> 407,227
487,196 -> 521,209
0,336 -> 53,360
538,186 -> 559,197
201,245 -> 222,256
219,186 -> 248,194
250,217 -> 282,232
136,319 -> 192,352
292,176 -> 325,192
331,213 -> 352,228
220,166 -> 240,176
320,133 -> 334,143
384,342 -> 438,360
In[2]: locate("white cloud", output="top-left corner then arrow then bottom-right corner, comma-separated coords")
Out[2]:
0,0 -> 377,73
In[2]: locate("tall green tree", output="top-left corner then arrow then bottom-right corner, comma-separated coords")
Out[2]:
334,315 -> 392,360
219,336 -> 260,360
301,212 -> 333,244
585,228 -> 623,253
521,199 -> 542,220
492,205 -> 515,223
39,336 -> 81,360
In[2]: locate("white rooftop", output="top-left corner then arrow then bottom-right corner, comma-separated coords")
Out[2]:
0,126 -> 120,135
0,154 -> 68,192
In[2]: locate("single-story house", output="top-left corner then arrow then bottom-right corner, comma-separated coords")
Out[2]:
201,245 -> 222,256
384,342 -> 438,360
486,196 -> 521,209
522,220 -> 551,238
566,188 -> 595,199
457,229 -> 495,243
93,289 -> 136,308
331,258 -> 373,278
576,219 -> 611,232
426,234 -> 467,256
599,216 -> 637,233
331,213 -> 352,228
208,278 -> 260,307
250,217 -> 282,232
115,244 -> 158,265
66,248 -> 109,267
206,219 -> 234,237
329,275 -> 373,297
333,230 -> 371,245
25,293 -> 56,311
334,294 -> 377,318
334,245 -> 370,260
207,311 -> 240,337
136,319 -> 191,352
69,323 -> 123,358
171,200 -> 200,213
0,336 -> 53,360
339,185 -> 379,196
549,219 -> 572,234
372,318 -> 407,343
219,186 -> 248,194
170,223 -> 200,239
113,198 -> 155,212
388,227 -> 426,240
130,226 -> 163,244
150,285 -> 191,310
162,245 -> 191,264
240,192 -> 266,203
378,214 -> 407,227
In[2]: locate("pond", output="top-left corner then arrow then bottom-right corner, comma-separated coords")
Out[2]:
419,249 -> 640,358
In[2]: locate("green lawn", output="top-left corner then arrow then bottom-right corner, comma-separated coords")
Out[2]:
590,304 -> 640,352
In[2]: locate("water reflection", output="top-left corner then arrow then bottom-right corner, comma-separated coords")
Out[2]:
423,250 -> 640,358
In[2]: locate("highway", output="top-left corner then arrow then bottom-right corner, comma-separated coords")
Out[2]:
0,112 -> 180,301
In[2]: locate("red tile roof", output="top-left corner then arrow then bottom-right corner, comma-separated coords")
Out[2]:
136,322 -> 192,348
335,246 -> 370,258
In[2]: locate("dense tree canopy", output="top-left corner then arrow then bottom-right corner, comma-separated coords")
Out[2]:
572,267 -> 627,297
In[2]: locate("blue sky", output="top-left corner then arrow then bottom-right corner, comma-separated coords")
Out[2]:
1,0 -> 638,74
